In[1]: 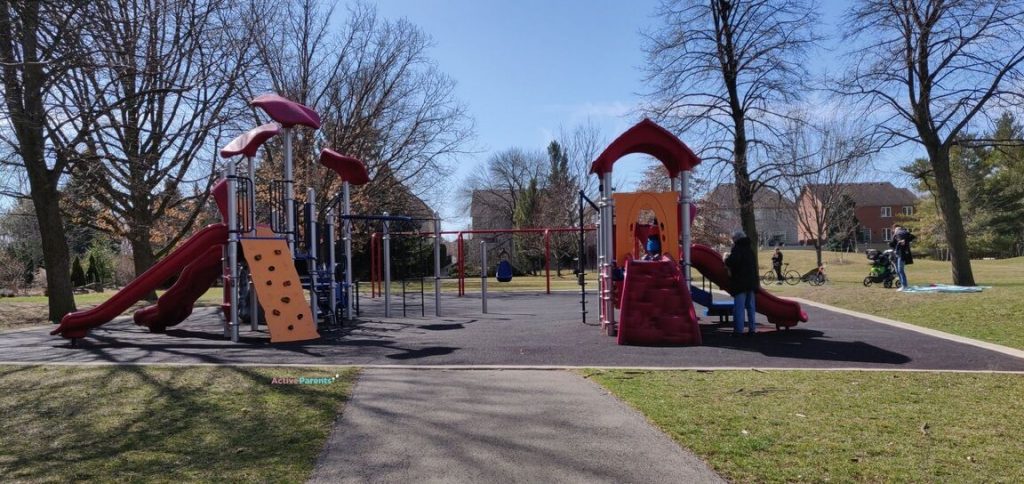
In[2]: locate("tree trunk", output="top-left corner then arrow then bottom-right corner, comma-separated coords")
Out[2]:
0,1 -> 76,323
129,230 -> 158,302
732,121 -> 760,270
30,182 -> 77,322
814,241 -> 823,268
930,147 -> 976,286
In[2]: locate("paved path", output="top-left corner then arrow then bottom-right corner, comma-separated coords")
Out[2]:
309,369 -> 724,484
3,293 -> 1023,371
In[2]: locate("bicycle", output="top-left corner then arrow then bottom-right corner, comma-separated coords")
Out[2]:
804,265 -> 827,286
762,263 -> 801,286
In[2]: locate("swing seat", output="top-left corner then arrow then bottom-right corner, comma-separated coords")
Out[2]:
496,260 -> 513,282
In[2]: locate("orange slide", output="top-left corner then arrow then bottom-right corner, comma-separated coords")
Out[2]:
52,224 -> 228,339
690,244 -> 808,328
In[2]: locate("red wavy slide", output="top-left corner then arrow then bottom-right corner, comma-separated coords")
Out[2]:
52,224 -> 228,339
133,244 -> 224,333
690,244 -> 808,327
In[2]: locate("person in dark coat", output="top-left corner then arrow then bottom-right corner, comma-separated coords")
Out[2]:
725,230 -> 759,335
889,224 -> 916,290
771,247 -> 784,283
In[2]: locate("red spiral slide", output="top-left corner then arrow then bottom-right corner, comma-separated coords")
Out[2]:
51,224 -> 228,339
690,244 -> 808,327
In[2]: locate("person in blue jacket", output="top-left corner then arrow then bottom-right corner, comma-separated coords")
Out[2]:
643,234 -> 662,260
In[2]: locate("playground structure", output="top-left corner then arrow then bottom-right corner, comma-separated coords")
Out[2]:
51,94 -> 443,344
48,100 -> 805,349
589,119 -> 809,345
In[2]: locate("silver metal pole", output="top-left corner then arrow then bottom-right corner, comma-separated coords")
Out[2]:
343,181 -> 353,320
680,172 -> 692,283
433,211 -> 442,317
601,173 -> 615,331
383,212 -> 392,318
480,240 -> 488,314
227,163 -> 240,342
246,156 -> 258,332
283,127 -> 295,253
327,208 -> 337,325
307,187 -> 318,324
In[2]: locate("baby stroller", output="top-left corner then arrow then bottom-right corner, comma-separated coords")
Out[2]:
863,249 -> 900,288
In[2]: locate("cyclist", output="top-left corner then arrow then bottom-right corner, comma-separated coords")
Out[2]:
771,247 -> 784,284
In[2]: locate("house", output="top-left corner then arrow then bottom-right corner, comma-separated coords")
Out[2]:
797,181 -> 917,248
700,184 -> 797,247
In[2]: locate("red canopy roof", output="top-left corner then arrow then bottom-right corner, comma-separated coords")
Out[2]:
251,94 -> 321,129
590,119 -> 700,178
219,123 -> 280,158
319,148 -> 369,186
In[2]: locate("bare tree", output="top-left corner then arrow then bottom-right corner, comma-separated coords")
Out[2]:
0,0 -> 91,321
247,0 -> 473,219
461,148 -> 547,229
838,0 -> 1024,285
642,0 -> 821,265
54,0 -> 252,284
778,113 -> 870,266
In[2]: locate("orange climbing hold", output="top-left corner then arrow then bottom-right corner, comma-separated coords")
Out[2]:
240,238 -> 319,343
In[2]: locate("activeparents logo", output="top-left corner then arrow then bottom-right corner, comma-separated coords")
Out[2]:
270,374 -> 340,385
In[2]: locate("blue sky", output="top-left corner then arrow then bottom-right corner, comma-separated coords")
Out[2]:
356,0 -> 921,228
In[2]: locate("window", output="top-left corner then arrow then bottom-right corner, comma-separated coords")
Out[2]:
881,206 -> 892,218
902,206 -> 914,216
882,228 -> 892,241
860,227 -> 872,243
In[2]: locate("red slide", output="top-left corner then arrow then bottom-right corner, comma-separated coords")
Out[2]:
133,244 -> 224,333
52,224 -> 228,339
690,244 -> 808,327
617,256 -> 701,345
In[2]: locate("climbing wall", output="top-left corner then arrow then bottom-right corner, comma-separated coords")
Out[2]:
240,238 -> 319,343
617,257 -> 701,346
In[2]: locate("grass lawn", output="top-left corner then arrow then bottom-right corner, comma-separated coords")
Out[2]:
0,287 -> 224,331
0,365 -> 356,482
755,250 -> 1024,350
588,369 -> 1024,483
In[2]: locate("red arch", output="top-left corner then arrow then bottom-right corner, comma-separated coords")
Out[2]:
589,118 -> 701,178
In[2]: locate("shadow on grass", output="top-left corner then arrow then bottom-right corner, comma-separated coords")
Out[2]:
0,363 -> 355,481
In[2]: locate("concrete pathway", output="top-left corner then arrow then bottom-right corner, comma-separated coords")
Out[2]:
309,369 -> 724,484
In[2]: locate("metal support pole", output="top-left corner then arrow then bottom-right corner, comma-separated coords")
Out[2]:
680,172 -> 692,283
327,208 -> 337,325
433,212 -> 441,316
343,181 -> 354,320
578,190 -> 587,325
457,233 -> 465,296
480,240 -> 488,314
600,173 -> 615,334
246,156 -> 258,331
307,187 -> 318,325
383,212 -> 392,317
283,128 -> 295,252
544,229 -> 551,294
227,163 -> 240,342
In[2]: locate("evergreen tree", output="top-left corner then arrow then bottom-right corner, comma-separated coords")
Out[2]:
70,256 -> 86,287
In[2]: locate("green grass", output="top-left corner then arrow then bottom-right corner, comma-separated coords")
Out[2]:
588,369 -> 1024,483
0,365 -> 357,482
757,250 -> 1024,349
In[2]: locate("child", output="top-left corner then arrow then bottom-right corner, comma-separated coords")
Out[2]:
643,234 -> 662,260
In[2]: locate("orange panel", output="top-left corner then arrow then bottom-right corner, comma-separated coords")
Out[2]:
240,238 -> 319,343
612,192 -> 680,266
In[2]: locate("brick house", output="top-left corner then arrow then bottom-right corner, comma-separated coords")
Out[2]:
797,182 -> 918,248
700,184 -> 798,247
